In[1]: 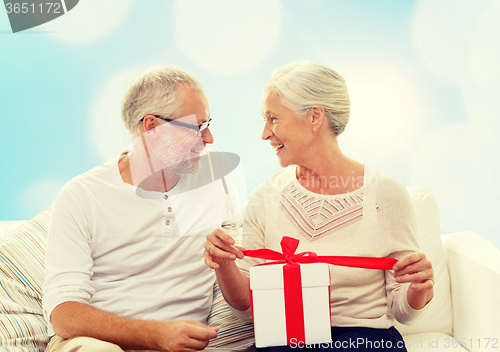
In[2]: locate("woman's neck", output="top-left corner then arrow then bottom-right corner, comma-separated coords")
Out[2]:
296,141 -> 365,195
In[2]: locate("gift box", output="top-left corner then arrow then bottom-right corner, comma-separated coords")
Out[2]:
250,262 -> 332,348
243,236 -> 398,348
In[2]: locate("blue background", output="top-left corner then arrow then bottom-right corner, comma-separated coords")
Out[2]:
1,0 -> 499,249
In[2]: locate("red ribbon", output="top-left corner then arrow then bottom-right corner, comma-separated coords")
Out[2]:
244,236 -> 397,345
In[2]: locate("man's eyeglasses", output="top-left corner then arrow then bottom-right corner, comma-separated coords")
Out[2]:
141,115 -> 213,137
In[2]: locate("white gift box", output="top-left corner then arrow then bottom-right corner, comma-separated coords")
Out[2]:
249,262 -> 332,348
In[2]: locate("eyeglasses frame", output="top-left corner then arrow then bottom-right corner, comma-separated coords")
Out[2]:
140,115 -> 212,137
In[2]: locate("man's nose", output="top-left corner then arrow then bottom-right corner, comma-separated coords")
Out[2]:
202,127 -> 214,144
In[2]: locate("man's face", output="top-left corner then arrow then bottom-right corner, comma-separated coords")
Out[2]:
150,85 -> 213,175
177,84 -> 213,152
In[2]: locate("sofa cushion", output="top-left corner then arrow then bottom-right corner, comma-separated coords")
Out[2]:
0,206 -> 51,351
207,281 -> 255,350
396,188 -> 453,337
0,206 -> 254,351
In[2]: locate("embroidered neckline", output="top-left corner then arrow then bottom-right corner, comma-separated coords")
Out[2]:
280,183 -> 374,242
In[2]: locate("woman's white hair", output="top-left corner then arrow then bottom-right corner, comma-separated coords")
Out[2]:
263,61 -> 350,135
121,66 -> 202,137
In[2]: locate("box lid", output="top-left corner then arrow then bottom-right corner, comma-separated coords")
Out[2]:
249,262 -> 330,290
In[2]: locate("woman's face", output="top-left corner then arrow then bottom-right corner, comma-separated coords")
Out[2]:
261,93 -> 311,168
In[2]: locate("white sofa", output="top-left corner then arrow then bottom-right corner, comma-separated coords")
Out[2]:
1,188 -> 499,351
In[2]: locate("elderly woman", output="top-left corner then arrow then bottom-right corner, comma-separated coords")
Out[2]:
204,61 -> 434,352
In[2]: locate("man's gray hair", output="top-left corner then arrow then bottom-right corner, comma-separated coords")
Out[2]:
262,61 -> 350,135
121,66 -> 203,137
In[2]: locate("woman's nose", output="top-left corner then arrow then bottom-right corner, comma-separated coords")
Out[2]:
261,123 -> 273,140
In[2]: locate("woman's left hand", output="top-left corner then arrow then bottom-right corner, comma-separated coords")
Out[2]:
393,252 -> 434,310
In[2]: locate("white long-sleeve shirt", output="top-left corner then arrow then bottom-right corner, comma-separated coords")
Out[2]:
43,148 -> 242,335
237,165 -> 425,328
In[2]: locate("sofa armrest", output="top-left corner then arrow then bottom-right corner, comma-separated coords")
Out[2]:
442,231 -> 500,352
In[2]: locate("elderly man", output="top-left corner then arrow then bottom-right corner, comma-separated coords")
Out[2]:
43,67 -> 242,352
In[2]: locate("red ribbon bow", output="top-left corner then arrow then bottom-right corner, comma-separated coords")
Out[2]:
243,236 -> 398,269
244,236 -> 397,346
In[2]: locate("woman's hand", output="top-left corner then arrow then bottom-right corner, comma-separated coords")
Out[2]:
393,252 -> 434,310
204,229 -> 251,311
204,228 -> 246,270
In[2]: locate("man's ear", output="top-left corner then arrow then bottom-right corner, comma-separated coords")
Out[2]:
309,105 -> 324,133
142,115 -> 158,141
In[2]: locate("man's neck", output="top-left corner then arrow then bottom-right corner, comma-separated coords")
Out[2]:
118,154 -> 181,192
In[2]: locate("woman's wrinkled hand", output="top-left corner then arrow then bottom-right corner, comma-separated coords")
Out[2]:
393,252 -> 434,309
204,228 -> 246,270
393,252 -> 434,290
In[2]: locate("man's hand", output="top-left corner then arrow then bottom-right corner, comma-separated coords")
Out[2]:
204,228 -> 245,270
393,252 -> 434,310
51,302 -> 217,352
155,320 -> 218,352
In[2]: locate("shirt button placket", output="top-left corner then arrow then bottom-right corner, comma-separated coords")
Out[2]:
162,194 -> 171,243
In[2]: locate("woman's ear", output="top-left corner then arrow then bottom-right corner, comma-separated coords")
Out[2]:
309,105 -> 325,133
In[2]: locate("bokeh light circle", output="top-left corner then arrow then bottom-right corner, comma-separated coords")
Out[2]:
90,67 -> 151,162
340,66 -> 420,156
42,0 -> 132,44
19,180 -> 64,217
468,1 -> 500,98
412,0 -> 492,83
409,123 -> 500,240
173,0 -> 282,75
